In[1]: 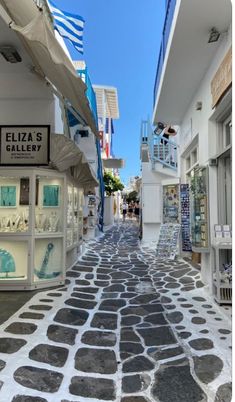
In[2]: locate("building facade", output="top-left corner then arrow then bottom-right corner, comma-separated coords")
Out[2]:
0,0 -> 100,289
152,0 -> 232,298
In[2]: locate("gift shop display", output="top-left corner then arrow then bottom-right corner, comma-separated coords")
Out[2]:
180,184 -> 192,252
212,224 -> 232,304
190,166 -> 209,251
0,168 -> 66,290
156,223 -> 181,260
163,184 -> 179,224
83,194 -> 98,240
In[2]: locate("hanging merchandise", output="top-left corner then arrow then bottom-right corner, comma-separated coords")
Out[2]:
190,167 -> 209,251
156,223 -> 181,260
180,184 -> 192,251
163,184 -> 179,223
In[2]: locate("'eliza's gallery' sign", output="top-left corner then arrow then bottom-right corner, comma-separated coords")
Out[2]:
0,125 -> 50,165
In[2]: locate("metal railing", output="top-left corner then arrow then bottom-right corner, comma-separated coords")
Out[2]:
140,120 -> 177,170
153,0 -> 177,106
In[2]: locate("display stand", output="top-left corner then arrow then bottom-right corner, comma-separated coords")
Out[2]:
212,225 -> 232,304
0,168 -> 66,290
156,223 -> 181,260
163,184 -> 179,224
66,183 -> 84,270
83,194 -> 97,240
190,166 -> 209,252
180,184 -> 192,252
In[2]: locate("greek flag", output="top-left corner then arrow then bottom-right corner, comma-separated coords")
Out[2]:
48,1 -> 85,54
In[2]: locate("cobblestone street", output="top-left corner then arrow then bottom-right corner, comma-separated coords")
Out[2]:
0,223 -> 232,402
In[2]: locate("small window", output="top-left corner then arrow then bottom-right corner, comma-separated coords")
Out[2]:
224,119 -> 232,148
219,115 -> 232,152
191,148 -> 198,165
79,129 -> 89,138
186,156 -> 190,171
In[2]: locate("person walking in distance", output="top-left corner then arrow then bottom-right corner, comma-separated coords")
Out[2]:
134,200 -> 140,222
122,201 -> 128,222
128,202 -> 134,219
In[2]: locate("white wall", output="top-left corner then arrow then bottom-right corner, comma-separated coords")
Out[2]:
0,69 -> 64,131
179,25 -> 232,289
180,27 -> 232,164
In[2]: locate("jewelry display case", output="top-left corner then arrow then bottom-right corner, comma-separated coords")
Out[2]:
66,184 -> 83,251
189,166 -> 209,252
0,168 -> 66,290
83,194 -> 98,240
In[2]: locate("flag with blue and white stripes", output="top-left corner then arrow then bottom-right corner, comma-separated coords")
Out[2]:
48,1 -> 85,54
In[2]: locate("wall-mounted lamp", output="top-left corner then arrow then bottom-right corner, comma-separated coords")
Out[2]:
196,101 -> 202,111
0,46 -> 22,63
208,27 -> 220,43
154,122 -> 165,135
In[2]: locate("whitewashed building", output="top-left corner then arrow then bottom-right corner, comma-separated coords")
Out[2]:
152,0 -> 232,296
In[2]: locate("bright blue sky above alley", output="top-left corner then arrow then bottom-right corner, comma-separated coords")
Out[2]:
53,0 -> 165,185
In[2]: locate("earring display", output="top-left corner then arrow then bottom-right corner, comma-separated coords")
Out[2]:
66,185 -> 83,249
0,186 -> 16,207
43,185 -> 60,207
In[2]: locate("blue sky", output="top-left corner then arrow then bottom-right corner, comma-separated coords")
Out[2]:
54,0 -> 165,185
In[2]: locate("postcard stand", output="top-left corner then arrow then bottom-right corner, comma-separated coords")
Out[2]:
156,223 -> 181,260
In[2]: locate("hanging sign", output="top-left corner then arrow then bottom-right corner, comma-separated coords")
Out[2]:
211,47 -> 232,108
0,125 -> 50,166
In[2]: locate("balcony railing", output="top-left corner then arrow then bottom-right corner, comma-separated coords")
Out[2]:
153,0 -> 177,105
140,120 -> 177,170
151,135 -> 177,170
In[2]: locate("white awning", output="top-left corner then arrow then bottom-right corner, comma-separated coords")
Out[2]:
0,1 -> 98,135
102,158 -> 125,169
50,133 -> 99,189
73,157 -> 99,192
93,86 -> 119,119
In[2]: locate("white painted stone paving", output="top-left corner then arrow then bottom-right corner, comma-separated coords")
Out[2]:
0,223 -> 232,402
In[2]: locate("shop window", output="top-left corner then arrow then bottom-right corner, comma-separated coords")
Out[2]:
186,156 -> 191,171
185,146 -> 199,175
191,148 -> 198,165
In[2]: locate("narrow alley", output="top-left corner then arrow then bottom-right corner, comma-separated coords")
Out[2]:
0,222 -> 231,402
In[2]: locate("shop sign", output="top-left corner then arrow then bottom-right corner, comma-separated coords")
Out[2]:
0,125 -> 50,165
211,47 -> 232,108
